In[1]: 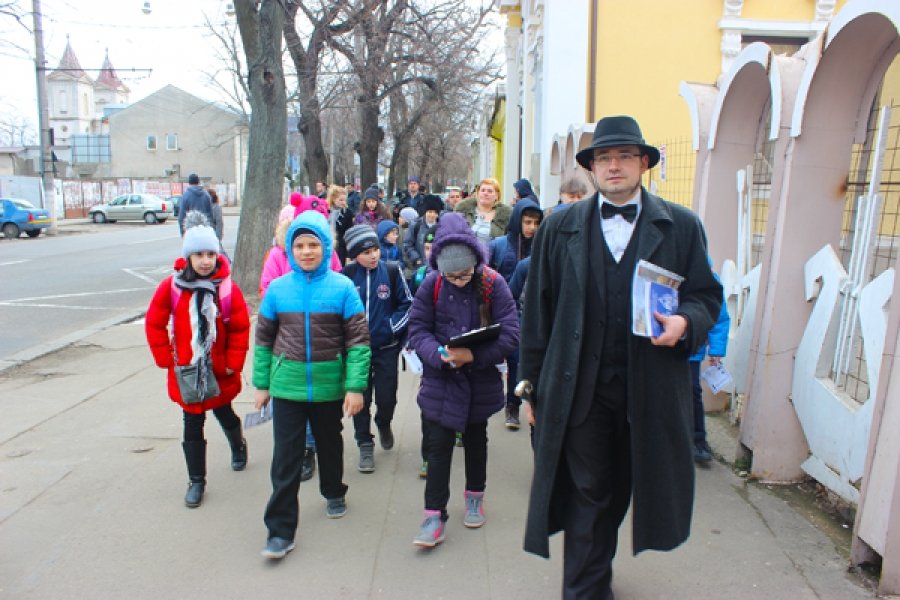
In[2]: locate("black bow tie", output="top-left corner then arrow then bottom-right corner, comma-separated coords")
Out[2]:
601,203 -> 638,223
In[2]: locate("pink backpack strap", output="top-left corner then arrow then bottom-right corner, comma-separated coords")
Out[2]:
169,277 -> 233,329
169,279 -> 182,331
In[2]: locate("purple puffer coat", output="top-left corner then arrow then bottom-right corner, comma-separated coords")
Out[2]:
408,213 -> 520,432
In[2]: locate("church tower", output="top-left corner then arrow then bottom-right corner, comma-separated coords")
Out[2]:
47,38 -> 95,146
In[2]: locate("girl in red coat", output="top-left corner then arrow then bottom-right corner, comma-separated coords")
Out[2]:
145,212 -> 251,508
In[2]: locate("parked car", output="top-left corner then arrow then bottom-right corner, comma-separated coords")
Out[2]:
0,197 -> 52,238
168,195 -> 182,217
89,194 -> 174,224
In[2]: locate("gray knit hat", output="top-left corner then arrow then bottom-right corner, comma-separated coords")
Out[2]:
435,243 -> 478,273
182,211 -> 219,258
344,224 -> 379,259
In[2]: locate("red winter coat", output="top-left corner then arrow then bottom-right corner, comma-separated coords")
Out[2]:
145,256 -> 251,413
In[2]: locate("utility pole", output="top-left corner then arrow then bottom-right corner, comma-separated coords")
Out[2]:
32,0 -> 57,234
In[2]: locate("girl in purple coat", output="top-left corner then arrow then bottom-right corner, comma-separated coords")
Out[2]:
407,212 -> 520,547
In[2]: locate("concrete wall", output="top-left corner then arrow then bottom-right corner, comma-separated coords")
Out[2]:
107,85 -> 241,185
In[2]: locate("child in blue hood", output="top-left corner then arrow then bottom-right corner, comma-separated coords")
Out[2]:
377,220 -> 405,270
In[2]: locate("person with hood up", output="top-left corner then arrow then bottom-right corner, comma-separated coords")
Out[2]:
403,194 -> 443,272
178,174 -> 218,236
398,206 -> 420,281
355,186 -> 392,229
145,211 -> 251,509
253,211 -> 371,560
377,220 -> 405,269
407,212 -> 520,547
512,178 -> 539,206
488,198 -> 543,429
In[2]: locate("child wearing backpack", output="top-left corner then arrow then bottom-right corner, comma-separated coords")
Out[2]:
254,211 -> 371,560
145,211 -> 251,509
342,225 -> 413,473
407,213 -> 520,547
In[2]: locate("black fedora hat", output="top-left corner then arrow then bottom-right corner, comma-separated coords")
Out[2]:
575,116 -> 660,170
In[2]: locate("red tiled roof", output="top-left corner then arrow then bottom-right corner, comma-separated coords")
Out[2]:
53,40 -> 90,81
95,51 -> 125,90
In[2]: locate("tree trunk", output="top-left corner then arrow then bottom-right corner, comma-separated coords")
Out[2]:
357,94 -> 382,189
233,0 -> 287,303
298,83 -> 328,188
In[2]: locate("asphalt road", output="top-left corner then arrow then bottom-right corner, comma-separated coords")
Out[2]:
0,216 -> 239,362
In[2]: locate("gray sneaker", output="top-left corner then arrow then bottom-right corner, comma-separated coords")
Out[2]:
261,537 -> 295,559
413,511 -> 446,547
463,491 -> 485,528
358,444 -> 375,473
326,497 -> 347,519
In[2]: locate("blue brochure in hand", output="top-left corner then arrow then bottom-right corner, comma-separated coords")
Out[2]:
649,281 -> 679,337
632,260 -> 684,338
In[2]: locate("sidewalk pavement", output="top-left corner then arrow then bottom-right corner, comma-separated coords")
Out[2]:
0,321 -> 874,599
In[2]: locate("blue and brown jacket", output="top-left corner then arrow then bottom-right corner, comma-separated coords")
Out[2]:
253,211 -> 371,401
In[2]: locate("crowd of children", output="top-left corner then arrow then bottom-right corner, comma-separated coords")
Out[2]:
147,174 -> 726,562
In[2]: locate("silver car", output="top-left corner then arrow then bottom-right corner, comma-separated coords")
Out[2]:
89,194 -> 174,224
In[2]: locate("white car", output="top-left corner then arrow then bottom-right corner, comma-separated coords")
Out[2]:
89,194 -> 174,224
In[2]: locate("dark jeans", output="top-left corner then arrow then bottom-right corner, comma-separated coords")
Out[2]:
563,375 -> 632,600
354,344 -> 401,446
689,361 -> 706,443
183,404 -> 240,441
506,348 -> 520,408
423,418 -> 488,518
421,413 -> 430,463
264,398 -> 347,542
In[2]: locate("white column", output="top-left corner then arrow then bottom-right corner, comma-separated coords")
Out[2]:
503,26 -> 521,198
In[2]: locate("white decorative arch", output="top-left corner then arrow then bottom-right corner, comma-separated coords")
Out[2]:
550,134 -> 564,176
791,3 -> 900,137
708,42 -> 781,150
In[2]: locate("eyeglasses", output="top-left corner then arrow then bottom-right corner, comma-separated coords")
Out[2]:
442,271 -> 474,282
592,152 -> 641,166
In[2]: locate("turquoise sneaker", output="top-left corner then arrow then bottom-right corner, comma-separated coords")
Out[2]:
413,510 -> 445,547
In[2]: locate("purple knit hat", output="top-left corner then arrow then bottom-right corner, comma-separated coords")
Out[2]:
428,212 -> 487,272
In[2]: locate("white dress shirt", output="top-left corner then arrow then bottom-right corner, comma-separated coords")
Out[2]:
599,190 -> 642,262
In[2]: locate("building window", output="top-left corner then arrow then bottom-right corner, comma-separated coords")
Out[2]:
166,134 -> 178,150
147,135 -> 157,151
60,90 -> 67,114
83,94 -> 89,116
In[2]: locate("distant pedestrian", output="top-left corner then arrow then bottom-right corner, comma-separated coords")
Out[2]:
399,176 -> 426,215
407,213 -> 520,547
355,187 -> 392,229
545,178 -> 589,217
404,195 -> 442,272
208,188 -> 224,242
454,178 -> 512,246
254,211 -> 370,560
145,211 -> 251,509
346,183 -> 361,214
315,180 -> 327,199
377,220 -> 405,269
443,187 -> 462,213
178,174 -> 217,236
328,185 -> 355,265
511,178 -> 539,206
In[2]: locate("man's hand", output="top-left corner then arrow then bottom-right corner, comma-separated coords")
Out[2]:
254,389 -> 271,410
523,400 -> 535,426
651,312 -> 688,347
343,392 -> 364,417
442,347 -> 474,368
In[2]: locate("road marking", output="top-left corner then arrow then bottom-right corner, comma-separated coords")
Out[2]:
0,259 -> 30,267
3,287 -> 150,303
126,236 -> 179,245
122,268 -> 159,284
0,302 -> 113,310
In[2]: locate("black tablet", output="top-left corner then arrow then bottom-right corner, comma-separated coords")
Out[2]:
445,323 -> 502,348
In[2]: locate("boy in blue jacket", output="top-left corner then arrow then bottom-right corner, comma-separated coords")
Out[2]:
377,220 -> 405,269
343,225 -> 414,473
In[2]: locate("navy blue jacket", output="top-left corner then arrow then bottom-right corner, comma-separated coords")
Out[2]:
488,198 -> 542,281
377,220 -> 405,270
344,260 -> 413,349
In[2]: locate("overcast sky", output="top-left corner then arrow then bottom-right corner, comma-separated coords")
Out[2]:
1,0 -> 504,128
2,0 -> 261,120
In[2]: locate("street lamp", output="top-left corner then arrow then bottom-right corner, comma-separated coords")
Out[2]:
141,2 -> 151,15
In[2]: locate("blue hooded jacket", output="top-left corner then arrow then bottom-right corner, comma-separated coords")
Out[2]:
377,220 -> 405,270
690,263 -> 730,361
513,178 -> 538,204
488,198 -> 543,281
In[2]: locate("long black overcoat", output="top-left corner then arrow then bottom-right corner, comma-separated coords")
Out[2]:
521,190 -> 722,558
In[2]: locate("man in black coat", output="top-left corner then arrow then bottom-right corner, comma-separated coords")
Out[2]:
520,116 -> 722,599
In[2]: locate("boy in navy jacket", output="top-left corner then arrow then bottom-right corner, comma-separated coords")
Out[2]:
377,220 -> 405,270
343,225 -> 414,473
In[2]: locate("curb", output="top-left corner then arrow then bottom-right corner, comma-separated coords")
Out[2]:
0,309 -> 146,374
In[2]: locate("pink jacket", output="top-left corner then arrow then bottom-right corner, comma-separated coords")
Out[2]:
259,244 -> 342,298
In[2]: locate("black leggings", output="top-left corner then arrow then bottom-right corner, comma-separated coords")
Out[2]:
183,404 -> 240,442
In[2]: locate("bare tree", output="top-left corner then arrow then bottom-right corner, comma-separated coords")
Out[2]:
232,0 -> 287,300
0,101 -> 37,146
0,1 -> 32,60
202,15 -> 252,120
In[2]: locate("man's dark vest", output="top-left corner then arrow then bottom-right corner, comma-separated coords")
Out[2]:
569,203 -> 641,426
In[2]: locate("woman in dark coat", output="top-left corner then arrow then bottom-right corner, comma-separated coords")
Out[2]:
407,212 -> 520,548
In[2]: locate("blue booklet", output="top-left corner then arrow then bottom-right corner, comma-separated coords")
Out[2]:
632,260 -> 684,338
